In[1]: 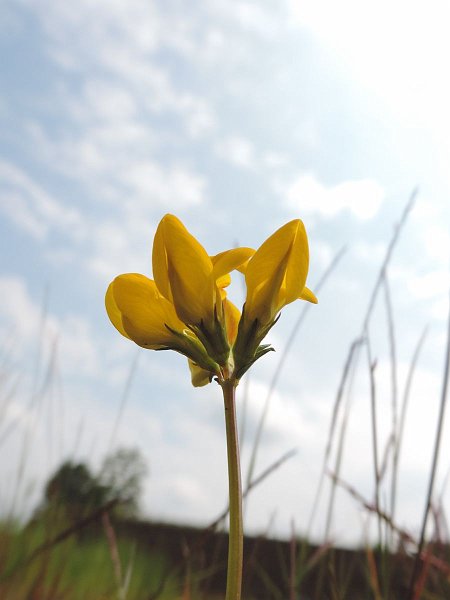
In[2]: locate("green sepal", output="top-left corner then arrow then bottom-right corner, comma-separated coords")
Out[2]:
234,344 -> 275,380
164,324 -> 220,374
232,303 -> 280,379
187,307 -> 230,367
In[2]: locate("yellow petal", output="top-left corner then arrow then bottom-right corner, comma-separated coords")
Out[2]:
216,273 -> 231,290
223,298 -> 241,345
245,220 -> 305,324
299,286 -> 318,304
211,247 -> 255,280
152,217 -> 172,303
105,282 -> 131,339
282,220 -> 309,306
245,220 -> 311,324
188,359 -> 212,387
111,273 -> 185,348
213,248 -> 254,295
152,214 -> 215,325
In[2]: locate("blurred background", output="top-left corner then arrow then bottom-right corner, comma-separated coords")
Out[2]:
1,0 -> 449,553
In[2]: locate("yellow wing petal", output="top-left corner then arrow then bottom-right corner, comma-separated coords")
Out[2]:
244,221 -> 296,324
299,286 -> 318,304
211,247 -> 255,280
111,273 -> 184,348
188,359 -> 213,387
244,220 -> 311,324
282,220 -> 309,306
152,217 -> 172,302
105,282 -> 131,339
153,214 -> 215,326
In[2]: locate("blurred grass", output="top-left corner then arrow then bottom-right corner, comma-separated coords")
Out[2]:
0,518 -> 179,600
2,515 -> 449,599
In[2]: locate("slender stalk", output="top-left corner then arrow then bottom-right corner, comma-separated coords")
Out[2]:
221,378 -> 243,600
365,336 -> 382,545
383,274 -> 398,545
408,288 -> 450,598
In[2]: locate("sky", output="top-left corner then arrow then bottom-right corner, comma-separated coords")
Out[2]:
1,0 -> 450,548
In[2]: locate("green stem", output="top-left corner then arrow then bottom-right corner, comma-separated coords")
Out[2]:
221,379 -> 243,600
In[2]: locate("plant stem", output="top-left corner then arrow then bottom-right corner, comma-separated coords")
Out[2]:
408,289 -> 450,598
221,378 -> 243,600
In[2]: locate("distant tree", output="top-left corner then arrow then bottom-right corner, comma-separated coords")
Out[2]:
41,461 -> 108,523
98,447 -> 148,518
36,447 -> 147,524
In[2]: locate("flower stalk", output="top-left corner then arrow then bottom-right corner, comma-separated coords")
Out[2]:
219,377 -> 243,600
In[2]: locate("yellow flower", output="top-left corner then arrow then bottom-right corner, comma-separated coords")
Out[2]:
106,214 -> 316,385
106,214 -> 253,385
233,219 -> 317,378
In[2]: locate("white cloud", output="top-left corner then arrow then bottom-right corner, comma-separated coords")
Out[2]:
25,0 -> 163,60
238,379 -> 325,455
408,271 -> 450,301
2,4 -> 217,291
262,152 -> 289,169
230,2 -> 280,36
352,241 -> 387,266
286,174 -> 384,220
421,224 -> 450,264
178,96 -> 217,138
86,218 -> 153,281
406,268 -> 450,320
0,161 -> 85,241
22,0 -> 217,138
215,135 -> 257,169
310,239 -> 335,271
27,102 -> 212,210
120,162 -> 206,210
0,277 -> 43,340
57,315 -> 100,377
207,1 -> 282,38
20,116 -> 208,280
168,475 -> 206,506
69,79 -> 138,124
0,276 -> 100,377
26,114 -> 155,187
83,159 -> 206,279
288,0 -> 450,141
